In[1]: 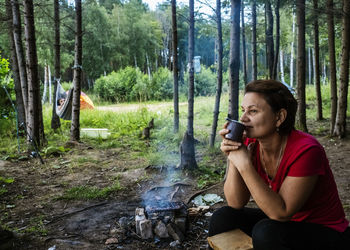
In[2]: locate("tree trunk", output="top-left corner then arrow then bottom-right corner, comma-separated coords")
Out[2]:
24,0 -> 42,147
313,0 -> 323,121
290,12 -> 295,87
171,0 -> 179,133
6,0 -> 25,127
179,0 -> 197,170
333,0 -> 350,137
280,50 -> 285,83
241,0 -> 247,85
272,0 -> 280,80
70,0 -> 82,142
308,47 -> 312,85
11,0 -> 28,123
296,0 -> 307,132
146,53 -> 151,81
42,64 -> 48,104
265,0 -> 274,79
51,0 -> 61,130
251,0 -> 257,81
210,0 -> 223,148
327,0 -> 337,133
228,0 -> 241,120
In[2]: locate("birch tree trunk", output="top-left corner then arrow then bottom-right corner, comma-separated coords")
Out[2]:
210,0 -> 223,148
228,0 -> 241,120
333,0 -> 350,137
327,0 -> 337,133
6,0 -> 25,127
24,0 -> 43,146
280,50 -> 285,83
48,65 -> 52,104
42,65 -> 48,104
70,0 -> 82,142
308,47 -> 312,85
290,12 -> 295,87
313,0 -> 323,121
296,0 -> 307,132
179,0 -> 197,170
251,0 -> 257,80
51,0 -> 61,130
171,0 -> 179,133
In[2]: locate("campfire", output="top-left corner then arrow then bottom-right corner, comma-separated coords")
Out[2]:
136,184 -> 189,242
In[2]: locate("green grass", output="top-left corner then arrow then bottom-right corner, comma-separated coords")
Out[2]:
60,179 -> 122,200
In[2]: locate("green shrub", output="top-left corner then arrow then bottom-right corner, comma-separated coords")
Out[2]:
95,67 -> 174,102
182,65 -> 219,97
150,67 -> 173,100
95,66 -> 145,102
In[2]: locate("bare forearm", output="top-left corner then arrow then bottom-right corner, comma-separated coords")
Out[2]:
224,161 -> 250,208
238,165 -> 289,221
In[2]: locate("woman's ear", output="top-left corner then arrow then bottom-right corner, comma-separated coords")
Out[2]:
276,108 -> 287,128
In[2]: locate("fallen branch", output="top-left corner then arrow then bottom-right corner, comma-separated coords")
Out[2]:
47,202 -> 108,224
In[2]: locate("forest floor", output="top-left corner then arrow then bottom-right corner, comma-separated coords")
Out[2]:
0,115 -> 349,250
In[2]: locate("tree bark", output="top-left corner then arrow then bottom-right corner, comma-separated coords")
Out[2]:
272,0 -> 280,80
11,0 -> 28,123
290,12 -> 295,87
6,0 -> 25,127
279,50 -> 285,82
241,0 -> 247,84
210,0 -> 223,148
313,0 -> 323,121
51,0 -> 61,130
265,0 -> 274,79
296,0 -> 307,132
251,0 -> 257,81
171,0 -> 179,133
179,0 -> 197,170
308,47 -> 312,85
70,0 -> 82,142
333,0 -> 350,137
23,0 -> 42,146
42,65 -> 48,104
327,0 -> 337,133
228,0 -> 241,120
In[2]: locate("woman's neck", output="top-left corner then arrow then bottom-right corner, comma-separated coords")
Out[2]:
258,132 -> 285,158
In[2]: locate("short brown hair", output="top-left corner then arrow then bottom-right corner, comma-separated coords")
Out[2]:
244,80 -> 297,135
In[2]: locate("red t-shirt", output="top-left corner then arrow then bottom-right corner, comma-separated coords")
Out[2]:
245,130 -> 349,232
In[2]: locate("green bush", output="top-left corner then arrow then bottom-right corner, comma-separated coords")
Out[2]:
150,67 -> 173,100
94,67 -> 174,102
182,65 -> 218,97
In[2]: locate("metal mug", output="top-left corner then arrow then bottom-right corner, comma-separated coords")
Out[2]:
225,118 -> 246,142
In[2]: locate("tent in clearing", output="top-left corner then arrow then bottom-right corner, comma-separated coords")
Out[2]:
80,92 -> 94,110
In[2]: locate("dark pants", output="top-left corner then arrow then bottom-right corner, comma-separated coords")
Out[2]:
208,206 -> 350,250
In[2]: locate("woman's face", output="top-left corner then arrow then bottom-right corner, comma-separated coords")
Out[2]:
240,92 -> 279,139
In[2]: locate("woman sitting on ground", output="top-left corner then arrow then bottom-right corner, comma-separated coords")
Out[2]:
209,80 -> 350,250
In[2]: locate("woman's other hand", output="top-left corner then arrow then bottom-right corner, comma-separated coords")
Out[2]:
228,146 -> 252,172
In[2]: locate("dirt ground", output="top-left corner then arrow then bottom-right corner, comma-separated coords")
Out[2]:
0,118 -> 349,250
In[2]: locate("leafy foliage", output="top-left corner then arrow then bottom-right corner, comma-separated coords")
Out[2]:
94,67 -> 174,102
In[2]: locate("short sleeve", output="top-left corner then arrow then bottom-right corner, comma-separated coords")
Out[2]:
287,146 -> 326,177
